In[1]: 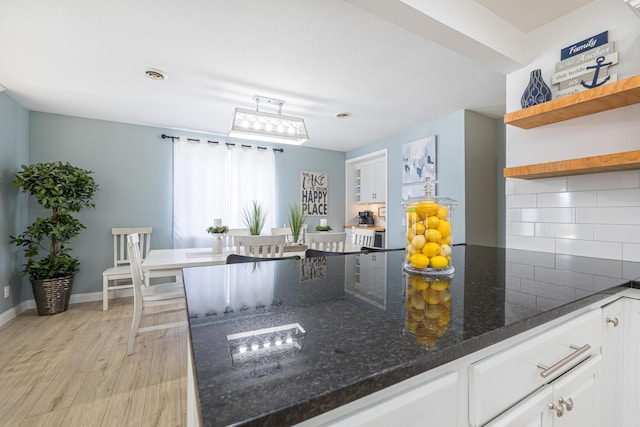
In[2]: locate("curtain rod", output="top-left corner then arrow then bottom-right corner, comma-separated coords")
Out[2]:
161,133 -> 284,152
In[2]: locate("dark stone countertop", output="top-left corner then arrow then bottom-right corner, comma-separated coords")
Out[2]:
183,245 -> 640,427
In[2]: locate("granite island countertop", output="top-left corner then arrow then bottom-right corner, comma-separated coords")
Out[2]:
183,245 -> 640,427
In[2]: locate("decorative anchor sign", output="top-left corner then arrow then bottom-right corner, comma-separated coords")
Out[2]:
580,56 -> 613,89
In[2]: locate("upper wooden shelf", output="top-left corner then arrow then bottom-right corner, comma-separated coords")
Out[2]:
504,75 -> 640,129
503,150 -> 640,179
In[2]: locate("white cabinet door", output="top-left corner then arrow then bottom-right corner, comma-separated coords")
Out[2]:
485,387 -> 554,427
551,354 -> 601,427
313,371 -> 458,427
358,160 -> 386,203
372,159 -> 386,202
624,298 -> 640,426
601,299 -> 624,427
359,163 -> 375,203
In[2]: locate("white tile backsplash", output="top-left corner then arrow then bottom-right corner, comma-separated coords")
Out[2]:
514,177 -> 567,194
535,223 -> 594,240
507,222 -> 534,236
537,191 -> 596,207
506,194 -> 536,208
597,188 -> 640,207
568,170 -> 639,191
506,235 -> 556,252
594,225 -> 640,243
522,208 -> 575,223
577,207 -> 640,225
507,172 -> 640,262
623,243 -> 640,262
556,238 -> 622,259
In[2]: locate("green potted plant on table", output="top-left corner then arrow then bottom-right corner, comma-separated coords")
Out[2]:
241,200 -> 268,235
287,204 -> 307,244
10,161 -> 99,315
207,223 -> 229,254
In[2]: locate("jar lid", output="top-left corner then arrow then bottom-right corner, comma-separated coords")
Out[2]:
401,178 -> 459,208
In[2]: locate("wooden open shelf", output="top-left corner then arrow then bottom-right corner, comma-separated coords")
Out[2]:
503,150 -> 640,179
504,75 -> 640,129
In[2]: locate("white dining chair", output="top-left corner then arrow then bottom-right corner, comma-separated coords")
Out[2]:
234,234 -> 286,258
102,227 -> 152,311
225,228 -> 251,248
307,232 -> 347,252
271,227 -> 292,243
352,228 -> 376,248
127,233 -> 187,355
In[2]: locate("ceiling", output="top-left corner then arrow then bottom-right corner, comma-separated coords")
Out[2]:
0,0 -> 594,152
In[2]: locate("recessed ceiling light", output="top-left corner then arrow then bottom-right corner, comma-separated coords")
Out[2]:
336,112 -> 351,119
143,68 -> 168,81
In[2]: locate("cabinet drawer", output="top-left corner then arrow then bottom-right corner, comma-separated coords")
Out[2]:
469,309 -> 602,426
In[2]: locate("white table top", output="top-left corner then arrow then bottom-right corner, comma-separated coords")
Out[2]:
142,241 -> 363,272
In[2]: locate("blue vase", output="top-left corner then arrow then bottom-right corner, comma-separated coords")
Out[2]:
520,69 -> 552,108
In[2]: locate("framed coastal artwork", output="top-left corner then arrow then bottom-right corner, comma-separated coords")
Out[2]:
402,136 -> 436,184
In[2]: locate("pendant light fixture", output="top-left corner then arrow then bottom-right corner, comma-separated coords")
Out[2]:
229,95 -> 309,145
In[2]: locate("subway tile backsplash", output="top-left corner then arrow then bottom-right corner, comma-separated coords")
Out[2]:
506,170 -> 640,262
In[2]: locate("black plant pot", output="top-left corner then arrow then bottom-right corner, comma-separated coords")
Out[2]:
30,274 -> 74,315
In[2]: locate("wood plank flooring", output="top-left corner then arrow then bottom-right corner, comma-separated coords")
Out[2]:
0,298 -> 187,427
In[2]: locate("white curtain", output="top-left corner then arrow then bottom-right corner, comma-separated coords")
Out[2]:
173,139 -> 277,248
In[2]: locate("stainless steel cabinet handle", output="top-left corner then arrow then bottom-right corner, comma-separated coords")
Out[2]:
606,317 -> 619,327
548,402 -> 564,417
537,344 -> 591,378
559,397 -> 574,411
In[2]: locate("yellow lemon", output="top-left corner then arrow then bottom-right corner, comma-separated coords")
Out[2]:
422,242 -> 441,257
436,206 -> 449,219
426,216 -> 440,229
437,220 -> 451,238
413,277 -> 430,291
430,279 -> 450,291
441,235 -> 452,245
410,253 -> 429,269
414,222 -> 426,235
407,211 -> 419,225
439,244 -> 452,256
423,289 -> 441,304
411,234 -> 426,250
426,228 -> 442,243
430,255 -> 449,269
416,201 -> 438,219
406,244 -> 417,257
406,228 -> 415,241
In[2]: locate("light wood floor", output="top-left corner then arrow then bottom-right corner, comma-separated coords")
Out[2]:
0,297 -> 188,427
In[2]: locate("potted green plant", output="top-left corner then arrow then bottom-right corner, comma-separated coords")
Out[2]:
10,161 -> 99,315
241,200 -> 268,235
287,204 -> 307,244
207,224 -> 229,254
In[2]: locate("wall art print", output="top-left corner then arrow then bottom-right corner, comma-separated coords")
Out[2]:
402,136 -> 436,185
301,171 -> 327,216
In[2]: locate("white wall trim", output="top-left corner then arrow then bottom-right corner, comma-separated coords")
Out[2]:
0,289 -> 134,327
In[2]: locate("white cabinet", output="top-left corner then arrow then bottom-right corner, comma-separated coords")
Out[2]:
469,309 -> 602,425
298,370 -> 459,427
601,299 -> 624,427
487,355 -> 602,427
357,159 -> 386,203
623,298 -> 640,426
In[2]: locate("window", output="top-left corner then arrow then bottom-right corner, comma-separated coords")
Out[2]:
173,140 -> 276,248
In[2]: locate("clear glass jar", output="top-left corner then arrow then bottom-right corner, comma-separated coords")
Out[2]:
401,178 -> 458,276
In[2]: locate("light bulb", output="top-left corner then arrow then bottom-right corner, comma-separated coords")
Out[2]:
239,346 -> 247,353
286,336 -> 293,344
241,120 -> 249,128
251,343 -> 259,351
277,124 -> 284,133
265,123 -> 273,131
263,341 -> 271,348
275,338 -> 282,346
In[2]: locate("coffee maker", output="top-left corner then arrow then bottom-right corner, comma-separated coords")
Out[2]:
358,211 -> 374,226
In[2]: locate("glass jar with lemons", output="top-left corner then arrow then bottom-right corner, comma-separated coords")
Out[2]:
402,178 -> 458,276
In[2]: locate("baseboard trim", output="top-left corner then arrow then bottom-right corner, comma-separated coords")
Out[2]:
0,289 -> 134,327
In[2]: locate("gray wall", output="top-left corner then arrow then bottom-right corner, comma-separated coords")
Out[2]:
27,112 -> 345,297
0,93 -> 29,311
